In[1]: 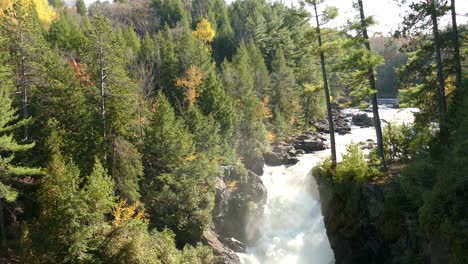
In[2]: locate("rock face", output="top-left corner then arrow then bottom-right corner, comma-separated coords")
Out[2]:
313,170 -> 432,264
212,166 -> 267,245
352,113 -> 373,127
243,149 -> 264,175
202,229 -> 241,264
314,171 -> 389,263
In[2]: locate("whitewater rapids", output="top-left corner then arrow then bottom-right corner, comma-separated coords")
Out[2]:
238,107 -> 416,264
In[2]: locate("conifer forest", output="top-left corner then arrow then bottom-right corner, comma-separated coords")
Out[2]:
0,0 -> 466,263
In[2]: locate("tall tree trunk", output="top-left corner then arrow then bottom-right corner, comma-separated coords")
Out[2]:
450,0 -> 462,92
313,2 -> 337,168
0,199 -> 6,248
19,30 -> 28,141
98,33 -> 107,139
430,0 -> 448,144
357,0 -> 386,170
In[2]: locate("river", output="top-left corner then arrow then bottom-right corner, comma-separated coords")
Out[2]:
238,107 -> 417,264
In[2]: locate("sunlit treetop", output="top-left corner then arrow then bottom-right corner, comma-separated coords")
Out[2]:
0,0 -> 57,26
192,18 -> 215,43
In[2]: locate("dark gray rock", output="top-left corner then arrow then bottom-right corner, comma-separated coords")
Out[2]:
239,171 -> 267,204
243,150 -> 264,175
294,138 -> 326,152
352,113 -> 373,127
202,229 -> 241,264
263,151 -> 284,166
213,177 -> 227,218
220,237 -> 246,253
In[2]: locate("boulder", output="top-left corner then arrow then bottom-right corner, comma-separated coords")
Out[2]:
294,138 -> 326,152
352,113 -> 373,127
263,151 -> 284,166
243,150 -> 264,175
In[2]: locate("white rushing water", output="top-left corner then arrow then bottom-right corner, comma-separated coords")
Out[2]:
238,107 -> 417,264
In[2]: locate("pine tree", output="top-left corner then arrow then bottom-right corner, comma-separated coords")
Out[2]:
305,0 -> 338,168
86,14 -> 141,202
156,27 -> 182,108
27,138 -> 89,262
142,92 -> 193,176
222,43 -> 269,156
270,48 -> 297,126
0,40 -> 40,247
198,70 -> 238,140
84,158 -> 116,230
246,40 -> 270,98
357,0 -> 386,169
2,1 -> 48,141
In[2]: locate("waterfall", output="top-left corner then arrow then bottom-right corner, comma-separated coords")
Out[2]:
238,107 -> 416,264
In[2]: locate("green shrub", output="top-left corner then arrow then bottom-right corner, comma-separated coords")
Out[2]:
383,123 -> 432,163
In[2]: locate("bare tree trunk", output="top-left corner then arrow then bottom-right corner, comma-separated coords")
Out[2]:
430,0 -> 448,144
98,33 -> 107,139
19,30 -> 28,141
450,0 -> 462,92
313,2 -> 337,168
357,0 -> 386,170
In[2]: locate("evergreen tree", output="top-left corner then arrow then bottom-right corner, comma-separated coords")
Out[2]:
156,27 -> 182,109
25,139 -> 89,263
0,41 -> 40,247
2,1 -> 48,141
142,92 -> 193,176
86,14 -> 141,201
198,70 -> 238,140
246,40 -> 270,98
84,158 -> 116,229
396,0 -> 450,144
143,156 -> 217,246
48,10 -> 88,52
222,43 -> 269,156
76,0 -> 87,16
357,0 -> 386,169
305,0 -> 338,167
185,106 -> 222,160
270,48 -> 298,133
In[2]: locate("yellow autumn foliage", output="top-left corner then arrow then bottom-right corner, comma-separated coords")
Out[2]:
0,0 -> 57,26
262,96 -> 273,119
192,18 -> 215,43
176,65 -> 203,107
113,199 -> 148,226
268,131 -> 276,143
184,152 -> 197,162
226,180 -> 238,191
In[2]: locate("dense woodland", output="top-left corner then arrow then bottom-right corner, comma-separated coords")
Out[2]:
0,0 -> 466,263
